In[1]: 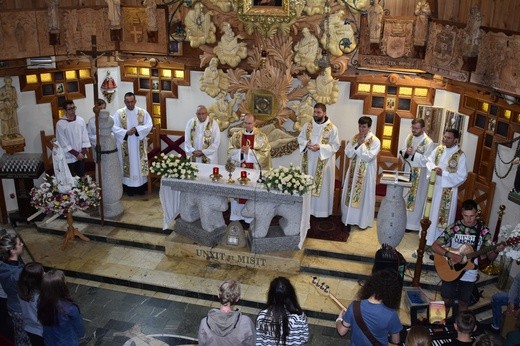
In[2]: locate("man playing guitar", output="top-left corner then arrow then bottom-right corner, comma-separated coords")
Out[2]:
431,199 -> 505,312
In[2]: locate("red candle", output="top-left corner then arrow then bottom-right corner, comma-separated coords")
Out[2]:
241,171 -> 247,179
213,167 -> 219,175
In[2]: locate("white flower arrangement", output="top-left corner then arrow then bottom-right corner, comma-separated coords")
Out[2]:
30,174 -> 101,215
263,164 -> 313,196
498,223 -> 520,260
149,153 -> 199,180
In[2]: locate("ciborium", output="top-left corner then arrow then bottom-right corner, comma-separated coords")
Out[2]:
225,159 -> 236,184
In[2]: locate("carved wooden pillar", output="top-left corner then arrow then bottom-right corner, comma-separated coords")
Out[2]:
359,11 -> 370,55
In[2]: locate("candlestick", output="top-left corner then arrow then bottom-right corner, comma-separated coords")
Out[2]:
213,167 -> 219,175
241,171 -> 247,179
423,171 -> 437,219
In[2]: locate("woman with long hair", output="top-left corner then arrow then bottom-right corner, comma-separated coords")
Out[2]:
336,268 -> 403,345
0,232 -> 30,345
255,276 -> 309,345
37,269 -> 84,345
18,262 -> 44,346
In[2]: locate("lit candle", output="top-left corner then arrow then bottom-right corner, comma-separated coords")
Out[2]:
213,167 -> 219,175
423,171 -> 437,219
241,171 -> 247,179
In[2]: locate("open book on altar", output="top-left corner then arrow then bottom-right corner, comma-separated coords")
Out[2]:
380,170 -> 412,183
242,133 -> 255,149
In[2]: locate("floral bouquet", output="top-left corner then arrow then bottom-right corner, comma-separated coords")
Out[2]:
149,153 -> 199,180
30,174 -> 101,215
498,223 -> 520,260
263,164 -> 313,196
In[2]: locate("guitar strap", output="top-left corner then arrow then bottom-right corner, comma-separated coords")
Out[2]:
353,300 -> 382,346
472,222 -> 482,262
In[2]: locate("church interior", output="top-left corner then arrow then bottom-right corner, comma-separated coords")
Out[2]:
0,0 -> 519,344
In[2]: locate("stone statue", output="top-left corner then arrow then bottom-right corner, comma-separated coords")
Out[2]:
0,77 -> 21,139
208,94 -> 239,131
414,1 -> 431,46
185,2 -> 216,48
200,57 -> 230,98
143,0 -> 157,32
320,10 -> 351,56
52,139 -> 77,194
294,28 -> 321,74
463,5 -> 482,57
208,0 -> 233,12
213,22 -> 248,67
303,0 -> 326,15
47,0 -> 59,32
307,67 -> 339,104
368,0 -> 384,44
105,0 -> 121,29
291,97 -> 314,131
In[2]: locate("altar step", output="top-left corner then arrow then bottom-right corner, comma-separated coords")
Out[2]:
26,215 -> 503,325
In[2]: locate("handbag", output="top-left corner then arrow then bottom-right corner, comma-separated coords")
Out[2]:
353,300 -> 382,346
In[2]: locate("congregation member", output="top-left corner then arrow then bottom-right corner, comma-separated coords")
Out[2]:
56,100 -> 91,177
400,118 -> 435,232
198,279 -> 255,345
18,262 -> 44,346
297,102 -> 340,218
228,113 -> 271,222
452,311 -> 477,345
336,268 -> 402,345
38,269 -> 85,345
341,116 -> 380,229
425,128 -> 468,245
0,232 -> 30,345
405,325 -> 431,346
431,199 -> 503,312
184,105 -> 221,164
112,92 -> 153,196
256,277 -> 309,345
0,228 -> 14,342
489,271 -> 520,332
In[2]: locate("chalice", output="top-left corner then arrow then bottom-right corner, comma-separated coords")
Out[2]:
225,159 -> 236,184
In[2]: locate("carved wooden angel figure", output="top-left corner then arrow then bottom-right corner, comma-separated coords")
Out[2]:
143,0 -> 158,32
213,22 -> 248,67
47,0 -> 59,32
303,0 -> 326,15
52,139 -> 77,193
294,28 -> 321,74
185,2 -> 216,48
414,1 -> 431,46
368,0 -> 384,44
105,0 -> 121,29
462,6 -> 482,57
208,94 -> 239,131
307,67 -> 339,104
200,57 -> 230,98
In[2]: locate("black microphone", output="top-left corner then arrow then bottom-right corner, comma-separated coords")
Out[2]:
400,149 -> 409,159
400,150 -> 412,173
250,147 -> 265,183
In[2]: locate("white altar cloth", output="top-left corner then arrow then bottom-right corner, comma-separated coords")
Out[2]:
159,163 -> 311,249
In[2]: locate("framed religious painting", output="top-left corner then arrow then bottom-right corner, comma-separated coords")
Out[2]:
417,105 -> 444,144
443,110 -> 467,145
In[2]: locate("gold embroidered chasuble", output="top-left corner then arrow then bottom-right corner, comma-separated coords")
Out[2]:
228,128 -> 272,170
302,122 -> 334,197
344,134 -> 375,208
404,133 -> 433,211
118,109 -> 149,177
434,145 -> 464,229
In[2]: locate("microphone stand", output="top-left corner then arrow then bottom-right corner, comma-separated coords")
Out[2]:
250,148 -> 265,183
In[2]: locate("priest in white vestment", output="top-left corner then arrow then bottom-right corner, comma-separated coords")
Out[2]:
112,92 -> 153,195
425,128 -> 468,245
297,103 -> 340,218
184,105 -> 221,164
341,116 -> 381,229
400,118 -> 436,231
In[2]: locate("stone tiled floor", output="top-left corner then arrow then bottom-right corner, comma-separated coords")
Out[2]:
6,192 -> 502,345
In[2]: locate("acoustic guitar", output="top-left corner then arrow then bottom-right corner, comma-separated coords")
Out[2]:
434,236 -> 520,282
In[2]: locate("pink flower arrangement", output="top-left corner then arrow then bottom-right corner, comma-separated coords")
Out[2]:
30,174 -> 101,215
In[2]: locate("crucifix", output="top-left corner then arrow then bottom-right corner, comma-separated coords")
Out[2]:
76,35 -> 114,225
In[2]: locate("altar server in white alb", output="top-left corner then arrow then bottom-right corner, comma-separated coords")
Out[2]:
400,118 -> 436,232
112,92 -> 153,196
184,105 -> 220,164
341,116 -> 381,229
425,128 -> 468,245
297,102 -> 340,218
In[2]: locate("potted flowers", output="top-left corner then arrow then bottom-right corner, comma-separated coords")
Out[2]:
149,153 -> 199,179
263,165 -> 313,196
